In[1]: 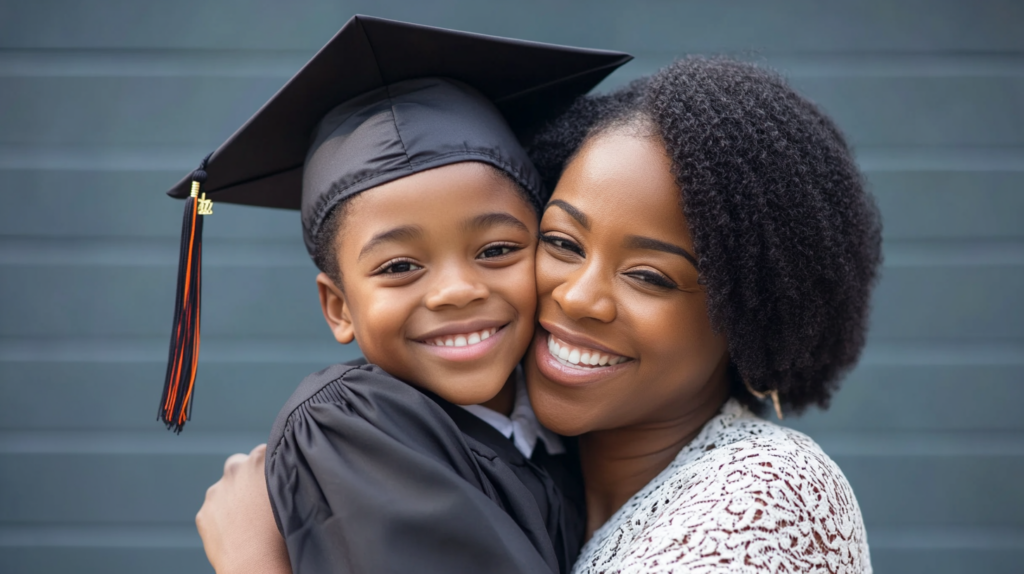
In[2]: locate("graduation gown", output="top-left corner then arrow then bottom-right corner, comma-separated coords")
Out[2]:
266,361 -> 585,574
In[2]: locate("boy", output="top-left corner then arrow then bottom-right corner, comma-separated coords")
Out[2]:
161,16 -> 630,574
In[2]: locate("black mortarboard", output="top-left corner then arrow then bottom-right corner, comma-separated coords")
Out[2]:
158,15 -> 632,431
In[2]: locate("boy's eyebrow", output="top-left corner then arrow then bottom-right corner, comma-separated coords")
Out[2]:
358,225 -> 424,261
625,235 -> 699,269
463,212 -> 531,233
544,200 -> 589,230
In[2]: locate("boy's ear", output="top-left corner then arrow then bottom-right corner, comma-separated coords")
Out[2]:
316,272 -> 355,345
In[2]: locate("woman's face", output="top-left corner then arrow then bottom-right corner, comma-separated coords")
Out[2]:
525,129 -> 731,436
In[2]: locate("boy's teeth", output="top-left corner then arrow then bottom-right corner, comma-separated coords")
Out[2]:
547,334 -> 628,368
429,328 -> 498,348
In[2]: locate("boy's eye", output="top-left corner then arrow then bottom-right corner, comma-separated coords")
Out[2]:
540,233 -> 584,257
374,259 -> 423,276
478,243 -> 520,260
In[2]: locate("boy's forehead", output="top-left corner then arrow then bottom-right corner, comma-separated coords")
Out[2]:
348,162 -> 535,227
338,164 -> 537,251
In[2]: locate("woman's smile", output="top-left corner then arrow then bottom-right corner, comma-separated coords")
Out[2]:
532,327 -> 635,387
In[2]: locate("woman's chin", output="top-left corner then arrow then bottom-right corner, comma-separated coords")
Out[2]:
524,356 -> 596,437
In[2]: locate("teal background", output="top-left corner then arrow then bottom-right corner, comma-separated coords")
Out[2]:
1,1 -> 1022,572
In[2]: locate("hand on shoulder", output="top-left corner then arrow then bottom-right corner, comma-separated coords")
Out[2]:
196,444 -> 292,574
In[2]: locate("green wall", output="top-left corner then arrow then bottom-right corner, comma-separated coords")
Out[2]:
1,1 -> 1022,572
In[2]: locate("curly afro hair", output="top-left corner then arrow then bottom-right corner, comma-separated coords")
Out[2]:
527,57 -> 882,415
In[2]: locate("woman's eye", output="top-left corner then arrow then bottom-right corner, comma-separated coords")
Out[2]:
540,234 -> 584,257
627,270 -> 678,290
376,260 -> 422,275
478,244 -> 520,259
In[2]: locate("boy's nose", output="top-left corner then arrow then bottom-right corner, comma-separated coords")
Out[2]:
424,265 -> 490,310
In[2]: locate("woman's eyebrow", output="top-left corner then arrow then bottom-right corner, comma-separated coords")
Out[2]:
463,212 -> 530,233
358,225 -> 424,261
544,200 -> 590,230
625,235 -> 699,268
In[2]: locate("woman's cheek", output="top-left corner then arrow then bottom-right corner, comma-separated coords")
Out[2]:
534,251 -> 565,296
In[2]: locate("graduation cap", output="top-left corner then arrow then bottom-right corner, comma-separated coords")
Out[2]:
159,14 -> 632,432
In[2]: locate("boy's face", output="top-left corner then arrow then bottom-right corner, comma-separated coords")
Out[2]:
318,161 -> 539,406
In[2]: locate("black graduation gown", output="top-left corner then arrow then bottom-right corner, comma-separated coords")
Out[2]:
266,361 -> 585,574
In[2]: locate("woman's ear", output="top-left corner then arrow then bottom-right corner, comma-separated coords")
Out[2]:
316,272 -> 355,344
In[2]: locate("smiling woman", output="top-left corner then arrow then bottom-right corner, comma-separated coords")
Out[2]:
529,130 -> 730,438
524,57 -> 881,572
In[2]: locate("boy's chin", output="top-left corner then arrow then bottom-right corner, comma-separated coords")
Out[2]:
412,362 -> 517,407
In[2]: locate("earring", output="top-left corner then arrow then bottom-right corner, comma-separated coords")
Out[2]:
743,378 -> 784,420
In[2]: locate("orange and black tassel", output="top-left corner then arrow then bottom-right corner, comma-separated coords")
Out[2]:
160,155 -> 213,433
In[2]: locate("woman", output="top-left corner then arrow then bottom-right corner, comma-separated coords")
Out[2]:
199,57 -> 880,573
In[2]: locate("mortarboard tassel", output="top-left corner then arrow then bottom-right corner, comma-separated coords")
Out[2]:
160,155 -> 213,433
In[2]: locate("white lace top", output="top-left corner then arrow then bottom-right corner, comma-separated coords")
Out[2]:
573,399 -> 871,574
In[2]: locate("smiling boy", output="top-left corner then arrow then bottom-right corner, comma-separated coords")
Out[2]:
315,162 -> 538,411
160,16 -> 629,574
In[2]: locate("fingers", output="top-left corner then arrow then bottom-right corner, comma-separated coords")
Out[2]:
223,452 -> 248,475
224,444 -> 267,475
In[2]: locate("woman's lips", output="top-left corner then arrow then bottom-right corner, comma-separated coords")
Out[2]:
533,330 -> 633,386
415,325 -> 507,362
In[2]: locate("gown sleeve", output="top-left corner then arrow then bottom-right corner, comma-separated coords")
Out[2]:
265,362 -> 557,574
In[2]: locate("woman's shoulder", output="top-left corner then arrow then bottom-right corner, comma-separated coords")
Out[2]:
696,401 -> 843,477
575,400 -> 872,574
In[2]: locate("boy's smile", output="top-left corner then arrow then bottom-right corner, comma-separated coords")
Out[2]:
316,161 -> 539,408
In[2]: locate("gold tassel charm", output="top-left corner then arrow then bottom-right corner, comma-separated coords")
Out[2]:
160,155 -> 212,433
197,192 -> 214,216
743,378 -> 784,420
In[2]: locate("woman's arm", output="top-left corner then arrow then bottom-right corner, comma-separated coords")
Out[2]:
196,445 -> 292,574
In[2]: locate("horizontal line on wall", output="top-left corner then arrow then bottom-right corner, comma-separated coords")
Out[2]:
883,240 -> 1024,267
1,428 -> 1022,456
4,144 -> 1023,172
0,48 -> 309,78
0,524 -> 199,548
0,337 -> 343,363
856,147 -> 1024,172
1,237 -> 1020,267
811,431 -> 1024,457
0,237 -> 312,267
0,144 -> 203,171
867,527 -> 1024,550
859,341 -> 1024,366
0,430 -> 268,455
625,52 -> 1024,78
0,338 -> 1020,365
4,49 -> 1024,79
3,524 -> 1020,550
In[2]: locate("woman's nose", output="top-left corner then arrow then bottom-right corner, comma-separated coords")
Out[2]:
551,262 -> 616,323
424,263 -> 490,310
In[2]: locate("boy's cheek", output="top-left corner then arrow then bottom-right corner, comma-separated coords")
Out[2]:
495,259 -> 537,311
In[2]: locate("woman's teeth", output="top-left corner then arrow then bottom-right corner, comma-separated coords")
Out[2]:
428,327 -> 498,347
547,334 -> 628,368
